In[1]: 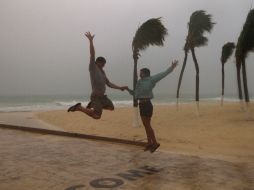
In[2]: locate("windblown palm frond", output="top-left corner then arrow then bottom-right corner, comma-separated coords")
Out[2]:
221,42 -> 235,64
186,10 -> 215,49
235,9 -> 254,63
241,9 -> 254,59
132,17 -> 168,52
192,36 -> 208,48
189,10 -> 214,34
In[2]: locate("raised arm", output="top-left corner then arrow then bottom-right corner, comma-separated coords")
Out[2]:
151,60 -> 178,83
85,32 -> 95,57
85,32 -> 96,70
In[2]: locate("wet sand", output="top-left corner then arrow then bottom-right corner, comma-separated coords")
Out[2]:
35,102 -> 254,162
1,128 -> 253,190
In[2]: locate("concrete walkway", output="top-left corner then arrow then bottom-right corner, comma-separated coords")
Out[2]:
0,112 -> 62,131
0,128 -> 253,190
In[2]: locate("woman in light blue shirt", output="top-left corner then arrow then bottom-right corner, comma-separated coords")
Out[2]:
127,60 -> 178,153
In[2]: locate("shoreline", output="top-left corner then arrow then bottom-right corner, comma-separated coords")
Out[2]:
1,96 -> 252,113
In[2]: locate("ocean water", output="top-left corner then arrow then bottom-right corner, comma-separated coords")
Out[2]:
0,93 -> 246,112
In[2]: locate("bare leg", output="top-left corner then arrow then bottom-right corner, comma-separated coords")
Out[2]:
141,116 -> 158,145
76,105 -> 101,119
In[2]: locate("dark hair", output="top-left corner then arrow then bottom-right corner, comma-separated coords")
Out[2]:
140,68 -> 150,77
96,56 -> 106,64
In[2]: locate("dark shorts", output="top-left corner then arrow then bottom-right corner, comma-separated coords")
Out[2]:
139,100 -> 153,118
87,95 -> 114,116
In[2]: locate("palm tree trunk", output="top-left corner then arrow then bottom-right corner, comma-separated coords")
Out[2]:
241,59 -> 249,102
133,55 -> 140,127
236,63 -> 244,111
191,48 -> 200,117
241,59 -> 252,120
221,63 -> 225,106
133,58 -> 138,107
176,50 -> 188,111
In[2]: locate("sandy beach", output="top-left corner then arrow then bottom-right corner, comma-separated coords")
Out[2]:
26,102 -> 253,162
1,102 -> 253,162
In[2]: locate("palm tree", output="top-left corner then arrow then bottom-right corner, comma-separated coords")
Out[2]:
176,44 -> 189,111
132,17 -> 168,127
220,42 -> 235,106
235,9 -> 254,119
176,10 -> 215,116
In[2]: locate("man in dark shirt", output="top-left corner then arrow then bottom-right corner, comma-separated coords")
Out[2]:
68,32 -> 127,119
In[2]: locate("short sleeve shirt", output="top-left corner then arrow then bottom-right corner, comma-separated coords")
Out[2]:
89,56 -> 108,95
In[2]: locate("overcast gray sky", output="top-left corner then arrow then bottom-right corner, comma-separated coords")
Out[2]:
0,0 -> 254,97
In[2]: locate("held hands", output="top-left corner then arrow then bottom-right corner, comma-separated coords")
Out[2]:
123,86 -> 132,94
85,31 -> 95,41
171,60 -> 178,69
120,86 -> 129,91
